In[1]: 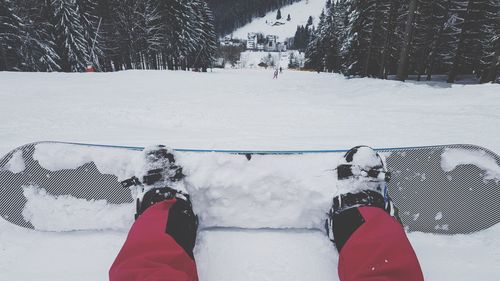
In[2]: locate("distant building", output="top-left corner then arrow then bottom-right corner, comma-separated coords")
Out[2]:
213,58 -> 225,68
221,36 -> 244,47
277,42 -> 287,52
222,36 -> 232,45
265,35 -> 278,52
247,33 -> 258,50
245,33 -> 287,52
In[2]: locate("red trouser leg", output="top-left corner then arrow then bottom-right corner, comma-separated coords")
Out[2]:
109,199 -> 198,281
338,207 -> 424,281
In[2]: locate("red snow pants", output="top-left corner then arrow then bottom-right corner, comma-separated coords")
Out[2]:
338,207 -> 424,281
109,199 -> 198,281
110,203 -> 422,281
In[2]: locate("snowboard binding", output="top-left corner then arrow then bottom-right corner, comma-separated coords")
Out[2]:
326,146 -> 401,245
121,146 -> 198,257
121,145 -> 190,219
336,163 -> 391,182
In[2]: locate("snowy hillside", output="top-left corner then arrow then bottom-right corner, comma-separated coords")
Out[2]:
1,69 -> 500,281
231,0 -> 326,40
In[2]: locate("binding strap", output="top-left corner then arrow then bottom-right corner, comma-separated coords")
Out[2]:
330,190 -> 386,215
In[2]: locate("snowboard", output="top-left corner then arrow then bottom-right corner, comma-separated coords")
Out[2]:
1,141 -> 499,235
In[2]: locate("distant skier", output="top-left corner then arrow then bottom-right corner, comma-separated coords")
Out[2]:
273,69 -> 279,79
279,67 -> 283,74
109,145 -> 423,281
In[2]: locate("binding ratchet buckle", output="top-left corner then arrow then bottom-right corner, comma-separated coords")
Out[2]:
337,164 -> 391,182
120,166 -> 185,188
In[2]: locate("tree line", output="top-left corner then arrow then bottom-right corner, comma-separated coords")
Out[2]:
293,16 -> 314,51
305,0 -> 499,83
0,0 -> 217,72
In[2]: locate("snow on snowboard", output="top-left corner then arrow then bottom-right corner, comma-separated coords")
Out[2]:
0,141 -> 499,235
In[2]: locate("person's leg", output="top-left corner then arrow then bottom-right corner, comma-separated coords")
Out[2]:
327,146 -> 424,281
109,198 -> 198,281
111,145 -> 198,281
333,206 -> 424,281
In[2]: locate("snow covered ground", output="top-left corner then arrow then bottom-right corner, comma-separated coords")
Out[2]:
0,69 -> 500,280
231,0 -> 325,39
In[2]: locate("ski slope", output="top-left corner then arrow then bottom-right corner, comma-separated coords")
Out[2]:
0,69 -> 500,280
231,0 -> 326,39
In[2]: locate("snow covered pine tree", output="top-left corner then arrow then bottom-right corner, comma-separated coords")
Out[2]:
51,0 -> 90,72
0,0 -> 23,71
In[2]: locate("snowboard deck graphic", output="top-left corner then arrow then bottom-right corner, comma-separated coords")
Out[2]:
1,141 -> 499,235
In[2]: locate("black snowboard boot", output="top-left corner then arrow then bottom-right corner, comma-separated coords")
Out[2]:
326,145 -> 401,250
121,145 -> 198,258
121,145 -> 189,219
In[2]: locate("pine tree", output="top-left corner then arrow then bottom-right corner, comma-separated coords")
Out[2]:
93,0 -> 119,71
110,0 -> 164,70
18,26 -> 61,71
342,0 -> 390,76
276,8 -> 282,20
409,0 -> 439,80
200,0 -> 218,71
478,0 -> 499,83
415,0 -> 456,80
446,0 -> 479,83
363,0 -> 391,77
18,6 -> 60,71
306,16 -> 313,27
107,0 -> 137,69
293,26 -> 311,51
428,0 -> 468,81
141,0 -> 163,69
190,0 -> 217,71
378,0 -> 400,78
305,10 -> 326,71
134,0 -> 165,69
0,0 -> 23,70
480,35 -> 499,83
16,0 -> 61,71
51,0 -> 90,72
396,0 -> 418,81
304,0 -> 353,72
159,0 -> 196,70
444,0 -> 499,83
293,26 -> 300,49
324,0 -> 347,73
78,0 -> 102,69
